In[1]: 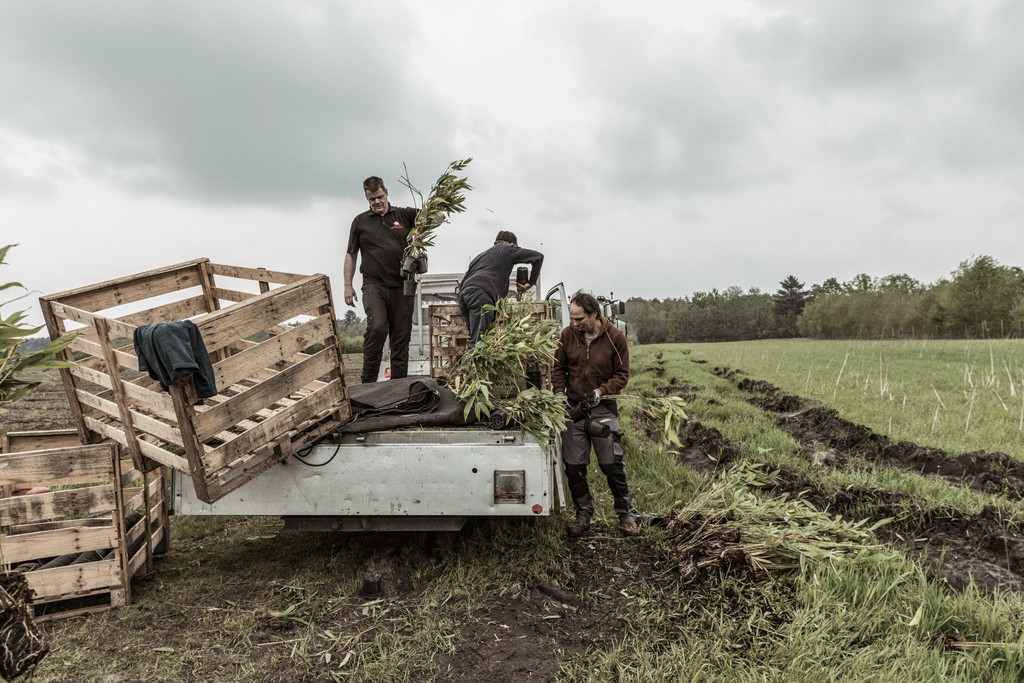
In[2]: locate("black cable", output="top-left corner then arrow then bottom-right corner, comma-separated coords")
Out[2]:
292,443 -> 341,467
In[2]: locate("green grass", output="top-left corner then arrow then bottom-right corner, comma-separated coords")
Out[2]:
681,338 -> 1024,459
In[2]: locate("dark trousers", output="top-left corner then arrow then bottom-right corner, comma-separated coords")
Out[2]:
457,285 -> 496,349
361,281 -> 414,383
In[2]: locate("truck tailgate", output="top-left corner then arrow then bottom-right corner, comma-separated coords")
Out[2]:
172,429 -> 562,523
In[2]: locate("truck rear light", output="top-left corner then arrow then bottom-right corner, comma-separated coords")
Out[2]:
532,504 -> 543,515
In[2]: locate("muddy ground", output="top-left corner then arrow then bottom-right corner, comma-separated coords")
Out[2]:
6,367 -> 1024,680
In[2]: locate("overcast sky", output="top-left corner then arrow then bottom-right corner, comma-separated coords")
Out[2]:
3,0 -> 1023,329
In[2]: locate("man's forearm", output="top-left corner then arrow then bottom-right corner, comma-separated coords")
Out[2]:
343,253 -> 356,287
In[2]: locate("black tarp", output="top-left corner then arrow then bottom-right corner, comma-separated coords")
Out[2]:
338,376 -> 475,433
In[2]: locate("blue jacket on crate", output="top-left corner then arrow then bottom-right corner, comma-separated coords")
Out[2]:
133,320 -> 218,399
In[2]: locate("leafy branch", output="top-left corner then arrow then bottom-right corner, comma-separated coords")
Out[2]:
611,394 -> 689,448
448,296 -> 562,440
1,244 -> 77,436
446,295 -> 689,446
399,158 -> 473,266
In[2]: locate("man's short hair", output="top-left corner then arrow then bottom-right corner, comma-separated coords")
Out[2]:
363,176 -> 386,193
570,291 -> 601,316
494,230 -> 518,245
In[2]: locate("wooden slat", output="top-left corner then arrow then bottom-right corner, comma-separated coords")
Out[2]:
192,347 -> 337,441
70,334 -> 137,369
75,391 -> 182,445
33,595 -> 124,622
168,375 -> 212,501
208,442 -> 286,500
1,526 -> 118,564
212,314 -> 335,390
95,317 -> 147,472
211,287 -> 259,304
207,263 -> 306,285
0,485 -> 117,525
1,430 -> 81,453
40,298 -> 93,444
205,379 -> 345,472
39,259 -> 208,313
0,444 -> 116,485
72,365 -> 175,415
83,417 -> 190,472
120,295 -> 209,327
45,300 -> 102,329
5,517 -> 110,535
25,560 -> 121,598
123,487 -> 144,511
195,275 -> 330,352
129,535 -> 159,576
68,335 -> 105,361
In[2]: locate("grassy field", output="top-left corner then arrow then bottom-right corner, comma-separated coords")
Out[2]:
681,338 -> 1024,459
12,344 -> 1024,681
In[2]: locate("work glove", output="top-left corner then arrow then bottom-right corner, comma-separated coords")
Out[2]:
585,388 -> 602,408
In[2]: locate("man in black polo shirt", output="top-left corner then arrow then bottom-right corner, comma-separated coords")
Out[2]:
343,175 -> 426,383
457,230 -> 544,350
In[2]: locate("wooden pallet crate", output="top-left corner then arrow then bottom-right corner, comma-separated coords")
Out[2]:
428,303 -> 554,391
0,437 -> 132,621
1,429 -> 170,590
38,258 -> 352,504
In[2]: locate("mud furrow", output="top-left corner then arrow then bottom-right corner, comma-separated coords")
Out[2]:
763,465 -> 1024,593
661,367 -> 1024,592
733,376 -> 1024,501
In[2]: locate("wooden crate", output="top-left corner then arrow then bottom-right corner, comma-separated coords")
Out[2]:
429,305 -> 470,378
38,258 -> 352,504
428,303 -> 553,390
0,437 -> 132,621
2,429 -> 169,575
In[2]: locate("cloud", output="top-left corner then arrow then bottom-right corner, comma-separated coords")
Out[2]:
0,1 -> 457,205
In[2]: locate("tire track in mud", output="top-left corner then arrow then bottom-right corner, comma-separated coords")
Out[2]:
656,366 -> 1024,593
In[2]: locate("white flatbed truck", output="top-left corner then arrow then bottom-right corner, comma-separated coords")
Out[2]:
170,276 -> 589,532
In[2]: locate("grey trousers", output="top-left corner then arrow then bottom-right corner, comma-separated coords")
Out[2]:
560,403 -> 637,522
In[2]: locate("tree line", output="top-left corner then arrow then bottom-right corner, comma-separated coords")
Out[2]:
625,255 -> 1024,343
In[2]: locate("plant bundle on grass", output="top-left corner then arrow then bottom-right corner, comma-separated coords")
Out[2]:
399,158 -> 473,277
668,463 -> 894,582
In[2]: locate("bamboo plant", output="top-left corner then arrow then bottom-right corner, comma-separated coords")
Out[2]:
398,158 -> 473,277
447,295 -> 689,446
1,244 -> 77,437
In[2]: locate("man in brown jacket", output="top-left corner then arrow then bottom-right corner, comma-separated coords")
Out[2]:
552,292 -> 639,537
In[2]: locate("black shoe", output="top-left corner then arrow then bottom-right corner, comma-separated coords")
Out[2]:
566,516 -> 591,538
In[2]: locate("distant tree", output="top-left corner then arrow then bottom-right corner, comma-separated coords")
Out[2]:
773,275 -> 809,337
878,273 -> 923,294
844,273 -> 877,292
938,255 -> 1024,337
335,310 -> 367,353
810,278 -> 843,298
336,310 -> 365,337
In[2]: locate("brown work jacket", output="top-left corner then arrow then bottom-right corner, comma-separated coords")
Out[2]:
552,319 -> 630,405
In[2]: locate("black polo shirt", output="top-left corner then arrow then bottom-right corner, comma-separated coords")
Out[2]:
347,205 -> 418,287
